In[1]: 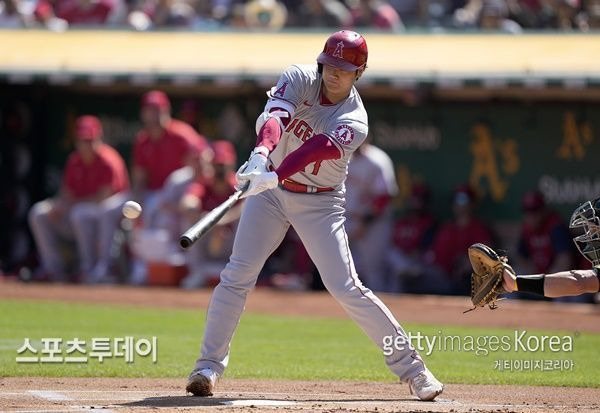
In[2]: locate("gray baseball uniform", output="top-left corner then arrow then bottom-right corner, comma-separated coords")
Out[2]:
193,65 -> 425,381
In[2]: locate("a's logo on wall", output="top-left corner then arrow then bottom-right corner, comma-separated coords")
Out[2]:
333,124 -> 354,145
332,41 -> 344,58
557,111 -> 594,160
273,81 -> 288,97
469,123 -> 519,202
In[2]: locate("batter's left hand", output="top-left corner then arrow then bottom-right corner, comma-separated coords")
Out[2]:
239,171 -> 279,199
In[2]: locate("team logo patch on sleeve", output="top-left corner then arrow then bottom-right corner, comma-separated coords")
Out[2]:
333,125 -> 355,145
273,81 -> 288,97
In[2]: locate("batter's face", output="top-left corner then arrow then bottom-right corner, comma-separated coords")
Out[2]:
322,65 -> 362,103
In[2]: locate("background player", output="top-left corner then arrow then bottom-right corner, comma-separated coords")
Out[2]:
180,140 -> 240,289
186,30 -> 444,402
129,90 -> 207,283
346,139 -> 398,292
28,115 -> 129,282
500,197 -> 600,298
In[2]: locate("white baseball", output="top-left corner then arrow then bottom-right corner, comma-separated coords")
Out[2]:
122,200 -> 142,219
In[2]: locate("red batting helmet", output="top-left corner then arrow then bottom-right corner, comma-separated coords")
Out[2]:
317,30 -> 368,72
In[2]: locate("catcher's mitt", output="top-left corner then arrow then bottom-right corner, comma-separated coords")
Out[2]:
464,243 -> 515,313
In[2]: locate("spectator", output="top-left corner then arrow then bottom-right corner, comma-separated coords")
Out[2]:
453,0 -> 482,28
28,115 -> 129,282
130,90 -> 208,283
387,183 -> 437,293
552,0 -> 580,30
423,0 -> 467,28
347,0 -> 404,31
0,0 -> 35,27
345,141 -> 398,292
517,190 -> 575,276
387,0 -> 422,25
424,184 -> 493,295
576,0 -> 600,31
243,0 -> 287,30
478,0 -> 523,32
35,0 -> 122,26
284,0 -> 352,28
148,0 -> 196,28
180,140 -> 240,289
506,0 -> 555,29
22,0 -> 596,30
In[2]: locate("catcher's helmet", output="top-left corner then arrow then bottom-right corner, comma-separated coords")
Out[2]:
317,30 -> 368,72
570,197 -> 600,267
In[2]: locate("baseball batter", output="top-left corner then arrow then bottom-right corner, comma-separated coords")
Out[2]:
186,31 -> 444,401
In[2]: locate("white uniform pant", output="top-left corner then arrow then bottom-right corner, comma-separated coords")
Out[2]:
143,166 -> 195,233
193,187 -> 426,381
28,192 -> 128,277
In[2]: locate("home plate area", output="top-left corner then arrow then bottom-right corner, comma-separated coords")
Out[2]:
2,378 -> 600,413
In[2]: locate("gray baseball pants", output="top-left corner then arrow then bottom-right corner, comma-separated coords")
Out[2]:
192,186 -> 426,381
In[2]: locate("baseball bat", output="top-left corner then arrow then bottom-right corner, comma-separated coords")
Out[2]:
179,184 -> 247,250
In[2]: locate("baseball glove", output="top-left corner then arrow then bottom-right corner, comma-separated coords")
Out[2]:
464,243 -> 515,313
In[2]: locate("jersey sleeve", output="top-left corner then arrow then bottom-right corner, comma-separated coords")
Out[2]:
323,118 -> 369,157
265,65 -> 309,116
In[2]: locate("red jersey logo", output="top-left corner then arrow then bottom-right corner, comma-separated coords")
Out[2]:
285,118 -> 313,142
333,124 -> 354,145
332,41 -> 344,58
273,81 -> 288,97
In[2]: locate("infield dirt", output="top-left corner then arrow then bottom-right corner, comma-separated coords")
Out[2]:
1,281 -> 599,412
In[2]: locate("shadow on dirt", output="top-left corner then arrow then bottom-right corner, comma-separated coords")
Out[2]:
119,395 -> 422,408
120,396 -> 236,407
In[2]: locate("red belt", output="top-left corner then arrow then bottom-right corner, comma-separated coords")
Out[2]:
279,178 -> 334,194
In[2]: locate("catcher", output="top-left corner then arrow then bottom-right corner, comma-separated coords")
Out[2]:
467,197 -> 600,310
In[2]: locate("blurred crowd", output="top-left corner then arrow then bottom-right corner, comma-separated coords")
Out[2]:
1,89 -> 594,303
0,0 -> 599,32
